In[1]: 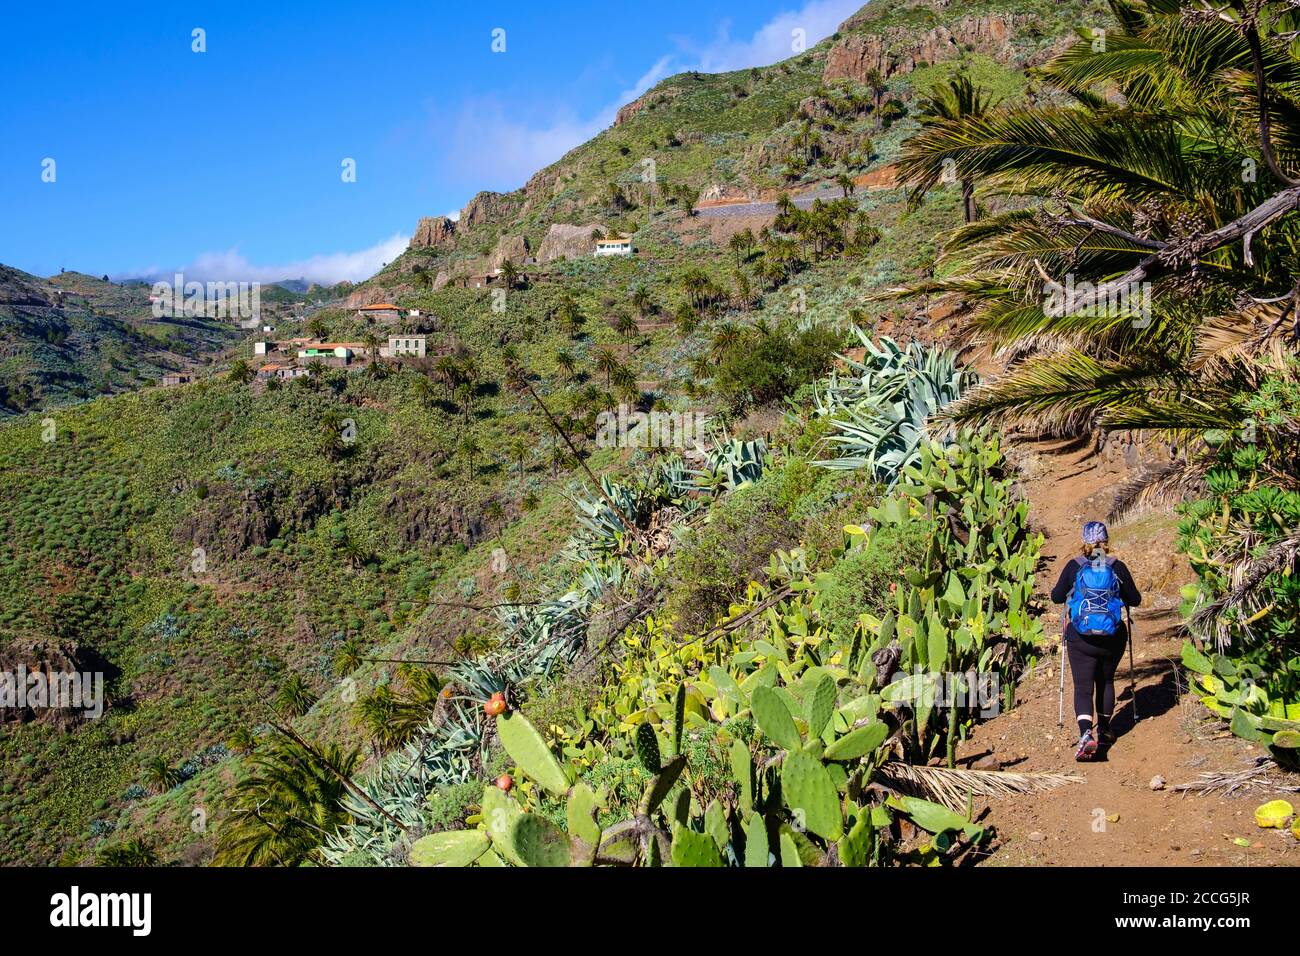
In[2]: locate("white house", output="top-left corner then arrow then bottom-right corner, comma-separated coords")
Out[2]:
297,343 -> 364,364
594,237 -> 634,257
380,335 -> 427,359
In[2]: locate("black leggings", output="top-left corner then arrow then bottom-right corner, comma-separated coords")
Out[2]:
1066,629 -> 1126,721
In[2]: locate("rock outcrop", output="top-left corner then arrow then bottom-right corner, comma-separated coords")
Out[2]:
491,234 -> 530,269
0,638 -> 118,729
614,87 -> 681,126
409,215 -> 457,250
459,191 -> 521,229
344,285 -> 397,308
536,223 -> 605,263
823,14 -> 1024,83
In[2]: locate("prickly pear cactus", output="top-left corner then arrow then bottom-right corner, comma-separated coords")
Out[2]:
510,813 -> 571,867
670,822 -> 723,867
780,749 -> 843,841
409,829 -> 490,867
496,711 -> 570,795
636,720 -> 662,773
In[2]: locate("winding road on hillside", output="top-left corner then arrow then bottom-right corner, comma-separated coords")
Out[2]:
694,187 -> 843,219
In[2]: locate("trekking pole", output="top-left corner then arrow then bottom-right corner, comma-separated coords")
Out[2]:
1126,607 -> 1140,721
1057,626 -> 1067,727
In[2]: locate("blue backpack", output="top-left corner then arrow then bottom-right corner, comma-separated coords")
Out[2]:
1067,555 -> 1124,637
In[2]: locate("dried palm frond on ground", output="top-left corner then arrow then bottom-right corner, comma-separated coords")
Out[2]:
877,762 -> 1084,813
1171,759 -> 1300,797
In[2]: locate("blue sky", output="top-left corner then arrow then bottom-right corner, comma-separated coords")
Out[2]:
0,0 -> 864,285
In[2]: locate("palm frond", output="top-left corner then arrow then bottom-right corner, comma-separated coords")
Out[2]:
877,762 -> 1084,813
1108,456 -> 1209,522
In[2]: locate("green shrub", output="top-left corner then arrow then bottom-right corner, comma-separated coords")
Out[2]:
818,517 -> 935,639
712,323 -> 844,414
665,466 -> 805,632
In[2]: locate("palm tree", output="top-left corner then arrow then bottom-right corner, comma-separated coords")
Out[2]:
728,232 -> 749,269
454,382 -> 474,422
433,355 -> 460,398
864,68 -> 886,129
554,348 -> 578,382
678,183 -> 702,216
500,259 -> 521,290
615,311 -> 639,345
508,436 -> 530,481
709,322 -> 743,362
732,270 -> 756,312
412,374 -> 437,408
593,346 -> 621,386
556,295 -> 583,338
333,639 -> 363,677
228,359 -> 254,384
674,302 -> 700,336
142,757 -> 181,795
484,499 -> 506,542
612,364 -> 640,405
887,0 -> 1300,500
836,173 -> 856,199
213,735 -> 361,866
630,285 -> 653,319
899,74 -> 997,223
458,433 -> 480,476
97,839 -> 158,867
276,673 -> 318,717
228,725 -> 257,754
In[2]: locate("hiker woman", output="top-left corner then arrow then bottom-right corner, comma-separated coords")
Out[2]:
1050,521 -> 1141,761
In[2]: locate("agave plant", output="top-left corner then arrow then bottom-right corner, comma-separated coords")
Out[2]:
566,476 -> 649,559
814,333 -> 977,484
693,437 -> 768,493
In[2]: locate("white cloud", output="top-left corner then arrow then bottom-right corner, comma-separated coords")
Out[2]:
443,0 -> 856,190
121,234 -> 409,287
679,0 -> 861,74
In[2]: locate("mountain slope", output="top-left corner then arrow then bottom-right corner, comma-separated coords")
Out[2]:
0,0 -> 1118,866
0,265 -> 240,416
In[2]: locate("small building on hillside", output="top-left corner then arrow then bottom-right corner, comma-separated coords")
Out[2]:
256,362 -> 308,382
161,372 -> 192,387
297,342 -> 365,366
458,270 -> 503,289
594,237 -> 634,257
356,303 -> 401,323
380,335 -> 427,359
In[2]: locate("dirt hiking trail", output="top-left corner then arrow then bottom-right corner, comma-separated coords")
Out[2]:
960,437 -> 1299,866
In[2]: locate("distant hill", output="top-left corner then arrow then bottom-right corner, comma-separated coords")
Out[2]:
0,0 -> 1115,866
0,265 -> 241,416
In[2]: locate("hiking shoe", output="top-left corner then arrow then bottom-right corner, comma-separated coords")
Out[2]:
1075,730 -> 1098,761
1098,728 -> 1117,747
